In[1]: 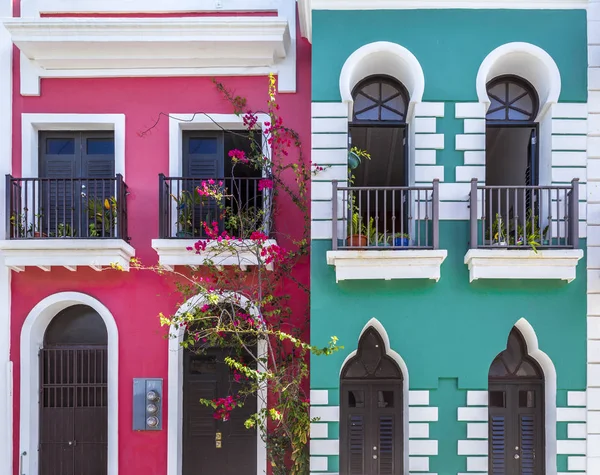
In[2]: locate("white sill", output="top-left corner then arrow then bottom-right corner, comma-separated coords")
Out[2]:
326,249 -> 448,283
0,238 -> 135,272
464,248 -> 584,283
152,239 -> 277,271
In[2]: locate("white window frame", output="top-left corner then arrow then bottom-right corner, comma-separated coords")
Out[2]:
20,291 -> 119,475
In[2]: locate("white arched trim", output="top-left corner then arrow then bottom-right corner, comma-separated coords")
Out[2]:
339,41 -> 425,120
513,318 -> 557,475
20,292 -> 119,475
476,42 -> 561,120
167,292 -> 267,475
340,318 -> 409,475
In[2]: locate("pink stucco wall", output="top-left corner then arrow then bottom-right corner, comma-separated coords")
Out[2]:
10,22 -> 312,474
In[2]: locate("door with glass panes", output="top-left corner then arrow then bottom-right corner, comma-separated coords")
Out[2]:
39,132 -> 115,237
340,328 -> 403,475
488,328 -> 544,475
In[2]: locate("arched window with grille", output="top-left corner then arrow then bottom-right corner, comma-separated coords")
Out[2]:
340,327 -> 404,475
488,327 -> 545,475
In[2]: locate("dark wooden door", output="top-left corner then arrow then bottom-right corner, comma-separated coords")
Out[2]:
39,347 -> 108,475
340,382 -> 402,475
39,132 -> 115,236
489,382 -> 544,475
183,348 -> 257,475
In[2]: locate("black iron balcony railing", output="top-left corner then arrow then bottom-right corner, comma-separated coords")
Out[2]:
6,175 -> 129,240
158,174 -> 271,239
331,180 -> 440,250
469,178 -> 579,250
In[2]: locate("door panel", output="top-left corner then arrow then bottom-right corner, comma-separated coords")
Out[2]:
183,348 -> 257,475
341,383 -> 402,475
488,383 -> 543,475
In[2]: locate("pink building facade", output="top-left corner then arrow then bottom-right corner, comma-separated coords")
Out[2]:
0,1 -> 309,474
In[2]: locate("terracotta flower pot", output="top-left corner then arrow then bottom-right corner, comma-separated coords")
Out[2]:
346,234 -> 368,247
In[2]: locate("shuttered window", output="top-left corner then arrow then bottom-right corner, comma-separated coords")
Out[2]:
488,328 -> 544,475
341,328 -> 403,475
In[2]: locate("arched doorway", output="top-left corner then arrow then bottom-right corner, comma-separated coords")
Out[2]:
488,327 -> 544,475
182,332 -> 257,475
340,327 -> 403,475
39,304 -> 108,475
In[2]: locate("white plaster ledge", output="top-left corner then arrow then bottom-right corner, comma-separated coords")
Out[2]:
464,249 -> 583,283
326,250 -> 448,282
4,17 -> 291,95
152,239 -> 277,271
0,239 -> 135,272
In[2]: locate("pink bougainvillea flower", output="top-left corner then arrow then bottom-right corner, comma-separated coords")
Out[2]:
258,178 -> 273,191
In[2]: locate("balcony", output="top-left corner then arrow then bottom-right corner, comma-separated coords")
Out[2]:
151,175 -> 276,270
465,179 -> 583,282
326,180 -> 447,282
0,175 -> 134,272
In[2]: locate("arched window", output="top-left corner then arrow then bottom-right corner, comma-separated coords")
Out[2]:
40,305 -> 108,474
488,328 -> 544,475
486,75 -> 539,122
352,76 -> 409,123
340,327 -> 403,475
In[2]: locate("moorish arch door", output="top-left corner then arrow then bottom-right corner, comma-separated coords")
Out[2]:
340,327 -> 403,475
488,327 -> 545,475
40,304 -> 108,475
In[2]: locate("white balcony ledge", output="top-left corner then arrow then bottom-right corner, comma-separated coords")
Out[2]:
326,250 -> 448,282
3,16 -> 292,95
464,248 -> 584,283
152,239 -> 277,271
0,239 -> 135,272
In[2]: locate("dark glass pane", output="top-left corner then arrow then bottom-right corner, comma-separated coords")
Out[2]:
87,138 -> 115,155
44,305 -> 107,346
489,390 -> 506,408
46,138 -> 75,155
488,84 -> 507,101
354,94 -> 376,112
508,109 -> 530,121
348,390 -> 365,408
383,94 -> 405,113
362,82 -> 380,99
381,83 -> 399,102
486,109 -> 506,121
376,359 -> 402,378
489,358 -> 507,377
189,137 -> 218,154
355,108 -> 379,121
519,390 -> 536,408
189,355 -> 217,374
380,108 -> 403,121
516,361 -> 538,377
377,390 -> 394,408
512,94 -> 533,113
345,360 -> 367,378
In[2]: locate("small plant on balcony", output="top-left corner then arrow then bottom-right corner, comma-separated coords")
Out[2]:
54,223 -> 76,238
10,211 -> 46,238
171,190 -> 207,238
488,212 -> 549,252
390,233 -> 411,247
87,197 -> 117,237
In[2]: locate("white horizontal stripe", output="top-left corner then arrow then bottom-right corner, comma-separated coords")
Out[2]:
312,117 -> 348,133
551,134 -> 587,151
552,118 -> 587,134
312,102 -> 348,118
409,439 -> 438,456
556,439 -> 586,455
311,220 -> 333,240
310,423 -> 328,439
552,151 -> 587,167
409,390 -> 430,406
415,133 -> 444,150
455,103 -> 486,119
310,390 -> 329,405
415,149 -> 437,164
408,456 -> 429,472
414,102 -> 445,117
467,391 -> 488,406
439,183 -> 470,201
415,165 -> 444,183
567,455 -> 586,471
311,164 -> 347,181
311,148 -> 348,165
409,407 -> 438,422
464,119 -> 486,134
309,406 -> 339,422
455,166 -> 484,182
467,423 -> 488,440
457,440 -> 487,455
414,117 -> 437,133
409,423 -> 430,439
567,422 -> 586,439
567,390 -> 587,407
463,151 -> 485,165
312,133 -> 347,149
439,201 -> 470,220
309,439 -> 339,455
458,407 -> 487,421
310,456 -> 328,471
456,134 -> 485,151
466,456 -> 488,472
552,103 -> 587,119
551,167 -> 586,183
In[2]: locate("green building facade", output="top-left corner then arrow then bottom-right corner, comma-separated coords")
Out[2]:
300,4 -> 592,475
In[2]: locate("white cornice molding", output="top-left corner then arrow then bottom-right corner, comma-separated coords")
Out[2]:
297,0 -> 587,43
4,17 -> 292,95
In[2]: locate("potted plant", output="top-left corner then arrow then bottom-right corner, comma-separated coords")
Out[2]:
10,211 -> 47,238
171,190 -> 207,238
391,233 -> 411,247
347,147 -> 371,170
88,197 -> 117,237
346,209 -> 368,246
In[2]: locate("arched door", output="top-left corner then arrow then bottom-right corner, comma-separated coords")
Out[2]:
488,327 -> 544,475
40,304 -> 108,475
340,328 -> 403,475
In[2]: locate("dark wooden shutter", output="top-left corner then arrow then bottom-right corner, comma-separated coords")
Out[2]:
490,414 -> 506,475
39,133 -> 78,235
520,414 -> 536,474
349,414 -> 366,474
